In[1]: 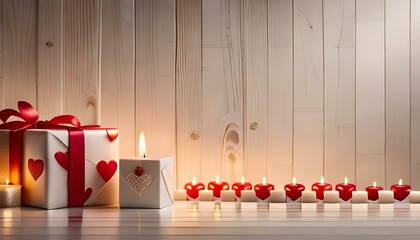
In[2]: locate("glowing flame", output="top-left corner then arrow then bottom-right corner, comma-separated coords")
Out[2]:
399,179 -> 402,186
292,177 -> 296,185
344,177 -> 348,185
241,176 -> 245,184
5,179 -> 9,185
321,176 -> 324,184
139,132 -> 146,158
216,175 -> 220,183
192,177 -> 197,185
373,181 -> 377,188
263,177 -> 267,185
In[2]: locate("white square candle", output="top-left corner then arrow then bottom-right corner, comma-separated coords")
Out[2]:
119,157 -> 174,208
378,190 -> 394,204
269,190 -> 286,203
323,191 -> 340,203
220,190 -> 236,210
174,189 -> 187,201
240,190 -> 257,210
301,191 -> 317,203
352,191 -> 368,203
410,191 -> 420,203
198,190 -> 215,210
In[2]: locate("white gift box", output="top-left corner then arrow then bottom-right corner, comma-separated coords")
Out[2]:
119,157 -> 174,208
22,129 -> 119,209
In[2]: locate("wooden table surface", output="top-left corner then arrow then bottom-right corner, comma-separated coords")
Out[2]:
1,202 -> 420,240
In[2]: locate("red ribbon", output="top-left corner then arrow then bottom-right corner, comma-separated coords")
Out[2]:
0,101 -> 39,185
0,102 -> 95,207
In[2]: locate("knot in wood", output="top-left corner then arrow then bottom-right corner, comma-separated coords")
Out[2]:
190,131 -> 200,140
46,41 -> 55,48
249,122 -> 258,130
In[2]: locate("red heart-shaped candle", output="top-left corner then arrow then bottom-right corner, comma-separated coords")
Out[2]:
207,175 -> 229,198
254,177 -> 274,201
184,177 -> 205,199
232,176 -> 252,198
390,179 -> 411,201
311,176 -> 332,200
284,177 -> 305,201
335,177 -> 356,201
365,181 -> 383,201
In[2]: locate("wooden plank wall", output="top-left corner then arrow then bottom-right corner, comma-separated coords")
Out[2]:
2,0 -> 420,189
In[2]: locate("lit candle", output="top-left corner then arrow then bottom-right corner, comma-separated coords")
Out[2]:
0,179 -> 22,207
254,177 -> 275,201
335,177 -> 356,201
365,181 -> 383,201
207,175 -> 229,198
184,177 -> 205,200
284,177 -> 305,201
232,176 -> 252,199
311,176 -> 332,200
139,131 -> 146,158
390,179 -> 411,201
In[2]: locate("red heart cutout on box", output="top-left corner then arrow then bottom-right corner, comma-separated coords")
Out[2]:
28,158 -> 44,181
54,151 -> 69,170
84,188 -> 93,203
106,129 -> 119,142
96,160 -> 118,182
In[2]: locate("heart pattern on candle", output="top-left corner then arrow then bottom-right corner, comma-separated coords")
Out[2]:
28,158 -> 44,181
96,160 -> 118,183
126,173 -> 153,196
54,151 -> 69,170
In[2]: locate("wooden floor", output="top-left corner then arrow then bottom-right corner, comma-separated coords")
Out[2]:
2,202 -> 420,240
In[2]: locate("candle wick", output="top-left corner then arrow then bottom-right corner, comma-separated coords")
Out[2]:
143,153 -> 146,158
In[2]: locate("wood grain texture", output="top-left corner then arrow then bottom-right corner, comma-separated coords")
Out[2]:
37,0 -> 63,119
267,0 -> 293,187
136,0 -> 176,169
385,0 -> 410,188
412,0 -> 420,189
202,0 -> 244,183
3,0 -> 37,108
243,0 -> 268,184
355,0 -> 385,188
63,0 -> 100,124
323,0 -> 356,185
293,0 -> 324,186
101,0 -> 135,158
176,0 -> 202,187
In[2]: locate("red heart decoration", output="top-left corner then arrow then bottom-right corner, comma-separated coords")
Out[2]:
84,188 -> 93,202
28,158 -> 44,181
106,129 -> 119,142
135,166 -> 143,176
54,151 -> 69,170
96,160 -> 118,182
284,184 -> 305,201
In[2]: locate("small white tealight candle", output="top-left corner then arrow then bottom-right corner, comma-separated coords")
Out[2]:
378,190 -> 394,204
409,191 -> 420,204
323,191 -> 340,203
0,179 -> 22,207
351,191 -> 368,203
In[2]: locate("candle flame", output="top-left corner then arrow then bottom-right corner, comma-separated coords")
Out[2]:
241,176 -> 245,184
292,177 -> 296,185
399,179 -> 402,186
344,177 -> 348,185
5,179 -> 9,185
373,181 -> 377,188
216,175 -> 220,183
192,177 -> 196,185
263,177 -> 267,185
139,132 -> 146,158
321,176 -> 324,184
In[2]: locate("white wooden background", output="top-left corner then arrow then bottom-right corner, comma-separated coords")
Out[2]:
1,0 -> 420,190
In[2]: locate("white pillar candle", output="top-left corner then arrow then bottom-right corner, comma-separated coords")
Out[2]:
220,190 -> 236,202
410,191 -> 420,203
323,191 -> 340,203
269,190 -> 286,203
174,189 -> 187,201
301,191 -> 317,203
378,190 -> 394,204
351,191 -> 368,203
0,183 -> 21,207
